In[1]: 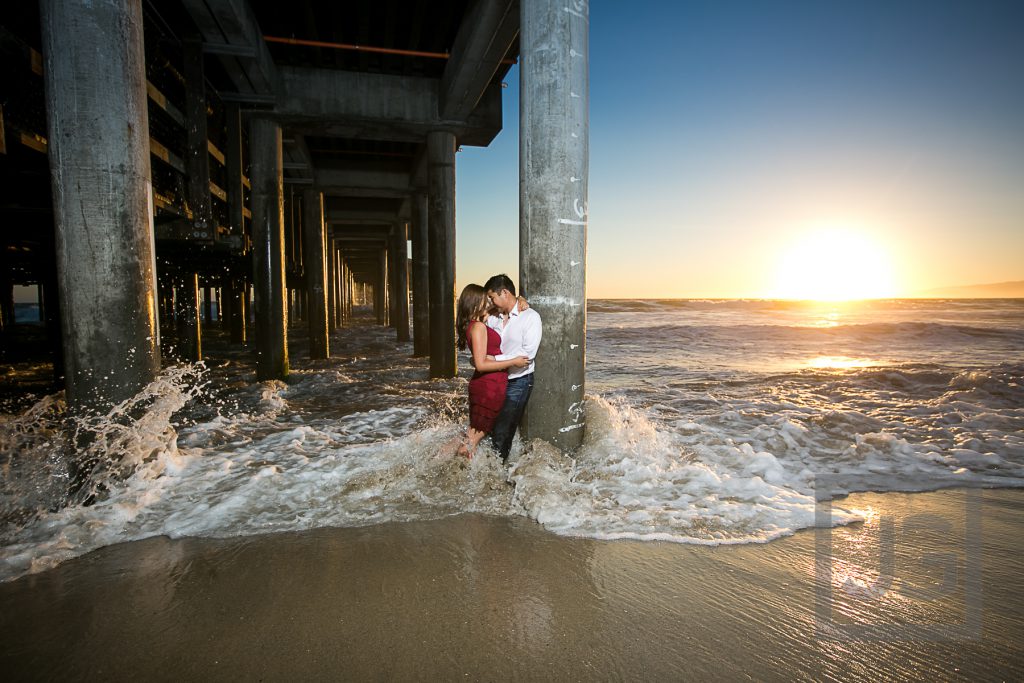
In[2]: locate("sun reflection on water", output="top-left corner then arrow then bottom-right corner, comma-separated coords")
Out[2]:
810,312 -> 842,328
807,356 -> 875,370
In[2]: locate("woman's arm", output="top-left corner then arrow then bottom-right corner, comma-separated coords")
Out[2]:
470,323 -> 527,372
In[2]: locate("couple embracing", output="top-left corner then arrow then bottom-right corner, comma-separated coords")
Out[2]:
455,274 -> 542,461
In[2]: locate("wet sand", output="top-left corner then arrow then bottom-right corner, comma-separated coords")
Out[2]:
2,488 -> 1023,681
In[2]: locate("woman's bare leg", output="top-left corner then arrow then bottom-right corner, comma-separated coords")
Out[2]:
457,427 -> 488,458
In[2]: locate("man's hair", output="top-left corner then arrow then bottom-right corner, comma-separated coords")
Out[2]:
484,274 -> 516,297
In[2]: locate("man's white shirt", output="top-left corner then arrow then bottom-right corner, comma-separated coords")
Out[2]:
486,302 -> 542,380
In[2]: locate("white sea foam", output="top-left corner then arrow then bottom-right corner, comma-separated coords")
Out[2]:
509,397 -> 861,544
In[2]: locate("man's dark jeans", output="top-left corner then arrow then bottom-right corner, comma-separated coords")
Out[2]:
491,373 -> 534,461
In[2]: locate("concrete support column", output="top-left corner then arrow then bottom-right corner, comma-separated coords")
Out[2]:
283,190 -> 293,270
202,286 -> 213,324
158,277 -> 173,332
326,235 -> 337,332
339,256 -> 349,325
225,103 -> 245,236
40,0 -> 160,411
303,190 -> 329,359
335,249 -> 344,327
520,0 -> 589,449
427,131 -> 457,378
397,222 -> 410,342
219,278 -> 234,329
229,279 -> 246,343
411,192 -> 430,357
347,271 -> 355,319
289,189 -> 303,274
376,248 -> 388,326
387,241 -> 398,330
0,274 -> 13,332
178,274 -> 202,361
36,285 -> 44,322
389,223 -> 410,341
249,118 -> 288,380
337,249 -> 346,326
224,103 -> 246,347
184,39 -> 213,240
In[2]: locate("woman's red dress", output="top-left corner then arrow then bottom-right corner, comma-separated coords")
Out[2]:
466,321 -> 508,432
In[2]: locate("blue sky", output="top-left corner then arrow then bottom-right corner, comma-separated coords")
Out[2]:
456,0 -> 1024,298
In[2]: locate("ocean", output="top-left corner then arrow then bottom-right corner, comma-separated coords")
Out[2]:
1,298 -> 1022,581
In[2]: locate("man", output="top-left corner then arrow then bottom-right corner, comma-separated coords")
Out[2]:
484,274 -> 542,462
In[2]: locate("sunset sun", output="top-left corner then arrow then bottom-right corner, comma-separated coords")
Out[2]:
770,228 -> 897,301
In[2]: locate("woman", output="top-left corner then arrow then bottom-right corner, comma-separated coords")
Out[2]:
455,284 -> 529,458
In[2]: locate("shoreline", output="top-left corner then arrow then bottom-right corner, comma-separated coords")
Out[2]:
2,487 -> 1022,680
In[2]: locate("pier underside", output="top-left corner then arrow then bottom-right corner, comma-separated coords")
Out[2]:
0,0 -> 587,448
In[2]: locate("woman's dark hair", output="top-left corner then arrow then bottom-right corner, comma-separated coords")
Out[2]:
456,284 -> 487,350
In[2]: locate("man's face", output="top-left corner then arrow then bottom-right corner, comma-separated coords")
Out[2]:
487,289 -> 514,314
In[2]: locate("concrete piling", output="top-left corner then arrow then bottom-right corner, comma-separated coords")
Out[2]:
225,103 -> 245,238
303,190 -> 329,359
427,131 -> 457,378
390,223 -> 410,342
387,240 -> 398,330
0,277 -> 13,333
219,279 -> 233,329
376,248 -> 388,326
411,192 -> 430,357
348,268 -> 355,321
229,279 -> 247,344
338,249 -> 346,326
249,118 -> 289,381
327,234 -> 337,332
184,39 -> 213,240
40,0 -> 160,411
179,274 -> 202,361
519,0 -> 589,449
223,102 -> 247,346
345,267 -> 353,321
340,256 -> 350,325
202,286 -> 213,325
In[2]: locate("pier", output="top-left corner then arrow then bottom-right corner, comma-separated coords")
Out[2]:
0,0 -> 588,449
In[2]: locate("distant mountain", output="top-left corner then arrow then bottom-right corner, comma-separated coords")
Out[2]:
919,280 -> 1024,298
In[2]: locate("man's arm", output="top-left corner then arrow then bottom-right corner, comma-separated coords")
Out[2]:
519,310 -> 542,361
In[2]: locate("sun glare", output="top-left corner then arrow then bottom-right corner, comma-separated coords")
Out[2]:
770,228 -> 897,301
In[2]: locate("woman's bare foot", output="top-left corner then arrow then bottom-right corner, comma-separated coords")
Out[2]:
458,428 -> 487,459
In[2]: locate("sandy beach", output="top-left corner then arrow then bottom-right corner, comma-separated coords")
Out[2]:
2,487 -> 1022,681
